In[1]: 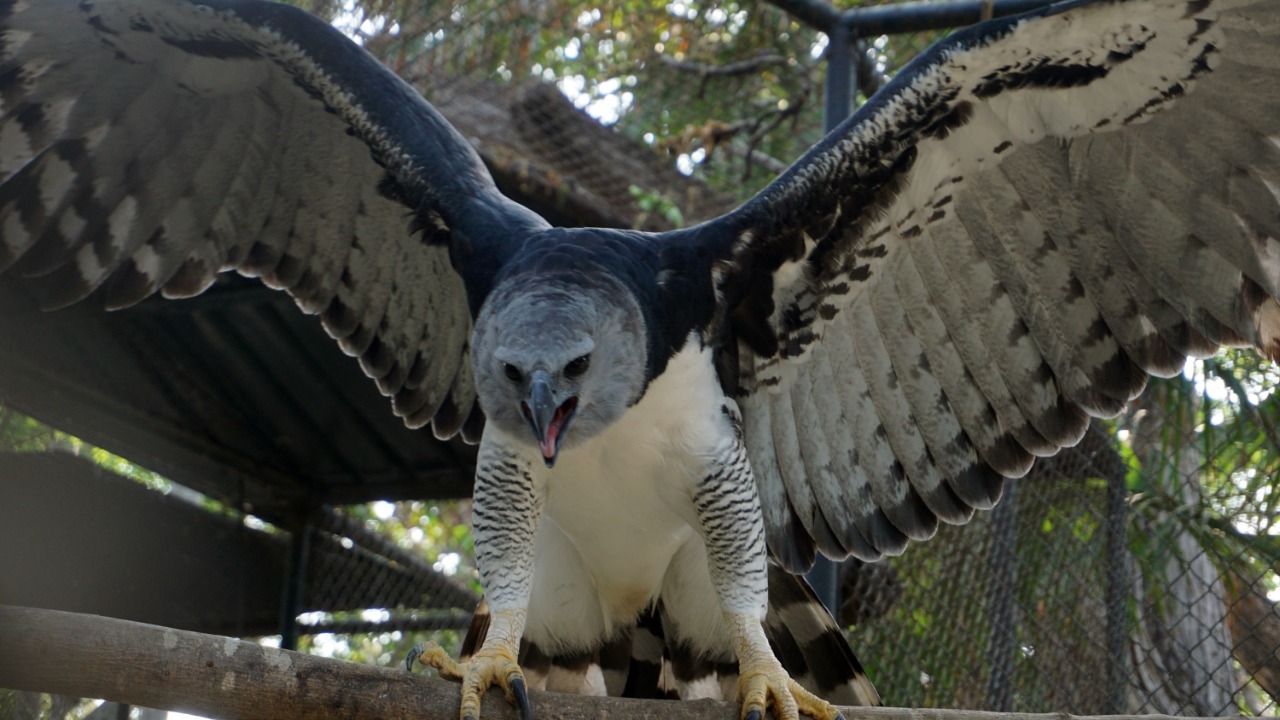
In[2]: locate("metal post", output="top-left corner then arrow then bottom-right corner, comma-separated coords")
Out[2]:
279,516 -> 313,651
806,18 -> 854,617
987,479 -> 1017,711
837,0 -> 1057,36
1105,467 -> 1131,714
235,477 -> 248,639
823,22 -> 853,131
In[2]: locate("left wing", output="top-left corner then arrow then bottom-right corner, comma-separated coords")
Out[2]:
0,0 -> 549,440
692,0 -> 1280,570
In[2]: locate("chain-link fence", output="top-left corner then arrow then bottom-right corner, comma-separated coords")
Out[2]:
5,1 -> 1280,718
847,367 -> 1280,716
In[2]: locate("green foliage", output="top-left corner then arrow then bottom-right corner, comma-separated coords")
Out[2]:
324,0 -> 951,202
0,405 -> 68,453
629,184 -> 685,227
0,405 -> 169,491
1126,354 -> 1280,582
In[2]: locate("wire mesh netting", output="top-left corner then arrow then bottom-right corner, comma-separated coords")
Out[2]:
836,354 -> 1280,715
5,1 -> 1280,718
300,506 -> 478,633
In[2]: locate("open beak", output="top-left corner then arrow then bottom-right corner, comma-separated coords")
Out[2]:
521,370 -> 578,468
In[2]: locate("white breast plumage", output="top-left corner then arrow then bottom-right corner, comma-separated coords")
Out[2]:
523,337 -> 733,639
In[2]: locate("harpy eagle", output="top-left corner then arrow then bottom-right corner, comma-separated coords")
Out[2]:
3,0 -> 1280,717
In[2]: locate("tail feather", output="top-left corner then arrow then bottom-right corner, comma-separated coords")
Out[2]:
622,607 -> 679,699
458,564 -> 880,707
763,564 -> 881,706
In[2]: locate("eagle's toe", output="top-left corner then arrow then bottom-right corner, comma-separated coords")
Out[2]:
737,657 -> 842,720
459,644 -> 528,720
404,640 -> 467,681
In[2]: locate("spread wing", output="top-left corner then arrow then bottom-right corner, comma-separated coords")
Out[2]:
0,0 -> 548,440
700,0 -> 1280,570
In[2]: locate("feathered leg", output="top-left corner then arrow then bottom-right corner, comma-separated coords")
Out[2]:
408,439 -> 542,720
695,407 -> 844,720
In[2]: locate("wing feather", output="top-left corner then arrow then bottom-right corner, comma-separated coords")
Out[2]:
0,0 -> 548,438
698,0 -> 1280,566
795,345 -> 882,558
941,195 -> 1087,450
820,314 -> 916,555
850,290 -> 949,547
770,383 -> 849,557
893,237 -> 1017,500
906,222 -> 1044,474
968,161 -> 1122,417
742,384 -> 809,570
872,263 -> 994,519
997,139 -> 1171,384
1081,137 -> 1237,345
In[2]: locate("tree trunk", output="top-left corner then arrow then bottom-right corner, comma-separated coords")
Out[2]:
1225,572 -> 1280,704
1127,381 -> 1238,716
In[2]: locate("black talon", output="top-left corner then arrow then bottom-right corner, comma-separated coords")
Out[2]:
511,676 -> 532,720
745,709 -> 763,720
836,713 -> 848,720
405,642 -> 425,671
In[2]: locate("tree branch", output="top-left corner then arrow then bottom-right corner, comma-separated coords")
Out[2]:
0,605 -> 1253,720
659,54 -> 789,79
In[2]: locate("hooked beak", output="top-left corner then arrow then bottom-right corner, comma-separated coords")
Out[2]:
521,370 -> 578,468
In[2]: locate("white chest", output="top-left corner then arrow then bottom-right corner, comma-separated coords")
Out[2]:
524,340 -> 735,614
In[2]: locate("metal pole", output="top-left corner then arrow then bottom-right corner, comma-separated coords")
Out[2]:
765,0 -> 1059,37
279,516 -> 313,651
987,479 -> 1018,711
823,22 -> 853,130
806,19 -> 854,618
838,0 -> 1057,37
1105,467 -> 1131,714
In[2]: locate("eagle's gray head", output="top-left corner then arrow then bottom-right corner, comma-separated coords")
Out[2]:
472,275 -> 647,467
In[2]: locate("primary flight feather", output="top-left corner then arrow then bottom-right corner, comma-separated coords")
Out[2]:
2,0 -> 1278,717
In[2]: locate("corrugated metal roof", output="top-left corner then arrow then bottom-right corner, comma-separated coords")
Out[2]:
0,276 -> 477,523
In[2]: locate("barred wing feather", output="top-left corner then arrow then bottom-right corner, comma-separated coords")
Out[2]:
0,0 -> 548,440
708,0 -> 1280,570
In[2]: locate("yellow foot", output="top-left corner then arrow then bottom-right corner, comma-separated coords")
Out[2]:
406,641 -> 530,720
738,659 -> 844,720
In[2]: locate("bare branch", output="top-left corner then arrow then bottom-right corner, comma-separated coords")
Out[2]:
724,140 -> 789,175
659,53 -> 790,79
0,605 -> 731,719
0,606 -> 1255,720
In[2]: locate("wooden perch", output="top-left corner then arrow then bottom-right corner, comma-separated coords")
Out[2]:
0,605 -> 1251,720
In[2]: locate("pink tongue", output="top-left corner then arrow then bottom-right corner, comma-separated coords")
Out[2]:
540,422 -> 560,460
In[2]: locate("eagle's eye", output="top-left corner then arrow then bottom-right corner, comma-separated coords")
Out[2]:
564,354 -> 591,378
503,363 -> 523,383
